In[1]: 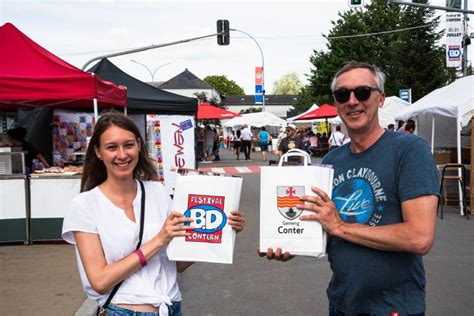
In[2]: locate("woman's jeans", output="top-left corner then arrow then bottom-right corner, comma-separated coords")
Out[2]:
105,302 -> 182,316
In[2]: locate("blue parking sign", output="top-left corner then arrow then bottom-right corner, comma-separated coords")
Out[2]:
399,89 -> 411,103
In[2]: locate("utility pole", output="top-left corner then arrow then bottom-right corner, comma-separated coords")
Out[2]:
230,28 -> 265,112
462,0 -> 469,76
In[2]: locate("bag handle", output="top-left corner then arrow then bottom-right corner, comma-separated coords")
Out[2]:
278,148 -> 311,166
98,180 -> 146,315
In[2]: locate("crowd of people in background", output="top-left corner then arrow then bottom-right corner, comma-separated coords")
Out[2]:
196,117 -> 416,163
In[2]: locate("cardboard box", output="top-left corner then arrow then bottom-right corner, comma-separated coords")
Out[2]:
434,151 -> 452,164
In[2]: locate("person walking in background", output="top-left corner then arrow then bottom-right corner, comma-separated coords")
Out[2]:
204,126 -> 215,161
7,126 -> 50,173
240,124 -> 252,161
308,132 -> 319,156
196,125 -> 205,162
227,131 -> 234,150
329,125 -> 344,150
258,126 -> 270,162
62,111 -> 245,316
233,129 -> 242,160
404,120 -> 416,134
212,128 -> 221,161
277,123 -> 304,165
262,61 -> 439,316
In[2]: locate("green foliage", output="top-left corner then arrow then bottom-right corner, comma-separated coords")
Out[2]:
193,91 -> 220,106
240,107 -> 262,114
294,85 -> 317,113
272,73 -> 303,94
305,0 -> 453,105
203,75 -> 245,96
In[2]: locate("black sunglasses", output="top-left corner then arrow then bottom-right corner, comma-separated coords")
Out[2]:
333,86 -> 380,103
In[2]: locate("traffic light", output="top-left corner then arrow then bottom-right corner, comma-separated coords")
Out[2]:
348,0 -> 364,8
217,19 -> 230,45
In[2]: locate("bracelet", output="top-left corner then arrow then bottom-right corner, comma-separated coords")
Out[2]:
134,249 -> 147,267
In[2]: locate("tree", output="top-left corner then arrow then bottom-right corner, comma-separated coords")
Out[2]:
203,75 -> 245,96
305,0 -> 453,105
272,73 -> 303,94
385,0 -> 450,101
240,107 -> 262,114
293,85 -> 317,113
193,91 -> 220,106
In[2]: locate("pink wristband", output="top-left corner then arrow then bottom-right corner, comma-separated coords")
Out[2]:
134,249 -> 147,267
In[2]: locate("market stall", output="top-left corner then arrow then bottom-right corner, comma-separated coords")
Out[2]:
396,76 -> 473,215
0,22 -> 127,243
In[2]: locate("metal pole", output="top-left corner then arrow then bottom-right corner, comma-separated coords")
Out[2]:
230,28 -> 265,112
130,60 -> 154,82
152,62 -> 172,81
387,0 -> 474,14
463,0 -> 469,77
130,61 -> 172,82
82,33 -> 222,70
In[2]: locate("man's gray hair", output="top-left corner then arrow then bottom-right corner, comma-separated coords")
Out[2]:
330,61 -> 386,93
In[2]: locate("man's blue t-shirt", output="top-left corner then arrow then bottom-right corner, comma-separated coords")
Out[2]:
322,131 -> 439,316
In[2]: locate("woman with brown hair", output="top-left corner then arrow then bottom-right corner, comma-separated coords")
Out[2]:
62,111 -> 245,316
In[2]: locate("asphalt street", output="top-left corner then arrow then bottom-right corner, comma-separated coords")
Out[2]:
0,147 -> 472,315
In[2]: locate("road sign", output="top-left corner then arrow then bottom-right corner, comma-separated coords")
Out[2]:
399,89 -> 412,103
255,94 -> 263,104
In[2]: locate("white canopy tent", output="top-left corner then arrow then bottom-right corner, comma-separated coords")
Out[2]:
396,76 -> 473,216
396,75 -> 473,164
223,111 -> 288,129
330,96 -> 411,128
287,103 -> 319,123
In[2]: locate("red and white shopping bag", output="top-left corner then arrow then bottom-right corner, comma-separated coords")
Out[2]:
167,172 -> 242,264
259,149 -> 334,257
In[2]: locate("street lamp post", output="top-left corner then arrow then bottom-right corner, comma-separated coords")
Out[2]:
130,60 -> 172,82
230,28 -> 265,112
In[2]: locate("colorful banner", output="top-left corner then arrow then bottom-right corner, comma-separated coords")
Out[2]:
149,115 -> 195,195
52,110 -> 94,165
255,66 -> 263,85
255,66 -> 264,105
446,12 -> 463,68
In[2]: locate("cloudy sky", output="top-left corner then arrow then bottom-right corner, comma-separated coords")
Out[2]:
0,0 -> 471,95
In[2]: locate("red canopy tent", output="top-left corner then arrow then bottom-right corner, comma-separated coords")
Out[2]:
295,104 -> 338,120
197,102 -> 240,120
0,23 -> 127,114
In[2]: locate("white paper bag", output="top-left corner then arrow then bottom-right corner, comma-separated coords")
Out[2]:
167,173 -> 243,264
259,149 -> 334,257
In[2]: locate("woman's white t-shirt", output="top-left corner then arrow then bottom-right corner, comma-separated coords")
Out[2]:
62,180 -> 181,312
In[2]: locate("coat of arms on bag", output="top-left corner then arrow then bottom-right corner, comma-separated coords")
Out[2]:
277,186 -> 304,220
184,194 -> 227,243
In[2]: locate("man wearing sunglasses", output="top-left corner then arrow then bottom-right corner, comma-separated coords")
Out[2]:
263,61 -> 439,316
